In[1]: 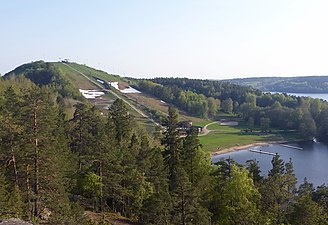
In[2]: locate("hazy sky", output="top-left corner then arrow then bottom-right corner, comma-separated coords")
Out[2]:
1,0 -> 328,79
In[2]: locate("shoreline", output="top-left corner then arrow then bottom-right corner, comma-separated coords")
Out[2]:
211,141 -> 287,156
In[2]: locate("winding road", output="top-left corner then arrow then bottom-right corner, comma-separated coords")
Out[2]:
198,121 -> 220,136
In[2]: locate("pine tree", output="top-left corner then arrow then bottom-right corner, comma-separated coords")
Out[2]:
21,86 -> 74,220
108,98 -> 132,145
260,156 -> 297,224
0,87 -> 23,187
285,158 -> 297,194
139,147 -> 172,225
246,159 -> 263,184
268,154 -> 285,177
162,106 -> 182,191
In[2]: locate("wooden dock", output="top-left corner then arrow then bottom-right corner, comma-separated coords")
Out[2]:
280,144 -> 303,150
249,149 -> 277,156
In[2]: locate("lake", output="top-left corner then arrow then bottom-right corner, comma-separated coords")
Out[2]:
212,142 -> 328,187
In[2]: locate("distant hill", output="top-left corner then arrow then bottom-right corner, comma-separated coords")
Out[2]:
3,61 -> 131,119
224,76 -> 328,93
4,61 -> 122,98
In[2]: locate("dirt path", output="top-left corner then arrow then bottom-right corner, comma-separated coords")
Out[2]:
198,121 -> 220,136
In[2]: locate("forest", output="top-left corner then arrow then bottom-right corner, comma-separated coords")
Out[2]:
0,73 -> 328,225
132,77 -> 328,141
225,76 -> 328,93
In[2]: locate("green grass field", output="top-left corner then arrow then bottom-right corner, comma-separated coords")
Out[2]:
199,132 -> 266,151
55,62 -> 98,89
199,121 -> 301,152
66,62 -> 122,82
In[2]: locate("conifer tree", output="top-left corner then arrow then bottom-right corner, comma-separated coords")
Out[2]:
21,86 -> 74,220
139,147 -> 172,225
260,155 -> 297,224
0,87 -> 23,187
246,159 -> 263,184
162,106 -> 182,191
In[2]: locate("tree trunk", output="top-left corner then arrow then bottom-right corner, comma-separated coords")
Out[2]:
33,106 -> 40,218
181,185 -> 186,225
10,144 -> 19,187
99,161 -> 103,212
26,164 -> 32,220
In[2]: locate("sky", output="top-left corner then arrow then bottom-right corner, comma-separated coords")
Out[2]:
1,0 -> 328,79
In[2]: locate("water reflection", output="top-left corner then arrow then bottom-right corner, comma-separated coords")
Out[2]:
212,142 -> 328,187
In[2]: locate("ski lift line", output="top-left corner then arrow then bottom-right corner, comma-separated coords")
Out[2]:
62,63 -> 158,126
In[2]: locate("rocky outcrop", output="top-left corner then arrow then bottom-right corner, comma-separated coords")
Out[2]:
0,218 -> 33,225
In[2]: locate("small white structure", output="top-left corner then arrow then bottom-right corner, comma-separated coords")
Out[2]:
108,81 -> 120,90
97,79 -> 105,84
79,89 -> 105,99
121,87 -> 141,94
108,81 -> 141,94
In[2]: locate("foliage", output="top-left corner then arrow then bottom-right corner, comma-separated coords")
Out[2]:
226,76 -> 328,93
2,62 -> 328,225
4,61 -> 82,99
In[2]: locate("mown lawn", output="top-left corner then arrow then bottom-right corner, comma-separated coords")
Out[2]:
67,62 -> 122,82
199,122 -> 300,152
55,63 -> 98,89
199,132 -> 267,151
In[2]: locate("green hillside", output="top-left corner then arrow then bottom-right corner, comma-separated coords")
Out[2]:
4,61 -> 123,95
2,62 -> 328,225
3,61 -> 163,132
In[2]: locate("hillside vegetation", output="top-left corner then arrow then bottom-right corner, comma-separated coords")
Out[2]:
1,62 -> 328,224
225,76 -> 328,93
4,61 -> 83,99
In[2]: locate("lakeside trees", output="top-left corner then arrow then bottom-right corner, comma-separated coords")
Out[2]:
2,71 -> 328,224
1,79 -> 328,224
132,77 -> 328,142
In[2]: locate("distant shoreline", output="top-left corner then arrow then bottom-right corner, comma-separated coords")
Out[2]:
211,141 -> 287,156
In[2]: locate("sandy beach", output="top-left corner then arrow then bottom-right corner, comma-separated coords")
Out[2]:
211,141 -> 286,156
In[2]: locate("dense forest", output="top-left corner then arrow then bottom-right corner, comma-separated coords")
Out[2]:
0,73 -> 328,224
4,61 -> 83,100
132,77 -> 328,141
225,76 -> 328,93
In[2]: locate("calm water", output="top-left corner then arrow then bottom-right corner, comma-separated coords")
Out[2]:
212,142 -> 328,187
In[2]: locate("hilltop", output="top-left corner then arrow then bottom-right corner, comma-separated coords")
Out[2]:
224,76 -> 328,93
4,60 -> 123,98
3,61 -> 152,122
3,61 -> 214,133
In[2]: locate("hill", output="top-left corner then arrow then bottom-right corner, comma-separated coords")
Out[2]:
3,61 -> 167,134
2,61 -> 328,224
224,76 -> 328,93
4,61 -> 123,98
